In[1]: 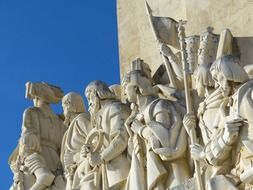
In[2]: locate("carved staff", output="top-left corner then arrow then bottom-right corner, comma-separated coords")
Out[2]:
145,2 -> 177,89
177,21 -> 204,190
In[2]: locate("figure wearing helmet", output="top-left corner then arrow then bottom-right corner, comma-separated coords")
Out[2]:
124,58 -> 190,190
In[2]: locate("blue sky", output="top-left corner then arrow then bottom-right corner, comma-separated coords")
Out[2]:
0,1 -> 120,188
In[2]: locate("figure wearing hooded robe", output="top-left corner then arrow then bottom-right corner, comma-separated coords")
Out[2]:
61,92 -> 93,190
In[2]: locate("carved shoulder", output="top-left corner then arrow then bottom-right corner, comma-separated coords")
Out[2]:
109,101 -> 130,119
152,99 -> 171,117
23,106 -> 39,117
76,113 -> 92,135
77,112 -> 90,122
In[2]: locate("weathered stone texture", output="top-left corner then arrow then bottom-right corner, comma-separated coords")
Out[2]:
117,0 -> 253,78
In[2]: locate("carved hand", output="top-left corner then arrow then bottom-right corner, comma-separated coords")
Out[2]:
131,120 -> 144,135
183,113 -> 196,135
80,144 -> 94,163
88,152 -> 103,167
223,118 -> 244,145
190,143 -> 205,161
125,103 -> 139,138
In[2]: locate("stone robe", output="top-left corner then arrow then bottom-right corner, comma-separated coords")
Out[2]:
61,112 -> 92,190
10,106 -> 67,189
95,101 -> 130,189
127,98 -> 190,190
197,89 -> 233,183
229,79 -> 253,189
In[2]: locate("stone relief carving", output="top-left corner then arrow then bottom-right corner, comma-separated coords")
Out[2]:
8,3 -> 253,190
9,82 -> 67,190
124,59 -> 190,190
85,80 -> 130,190
61,92 -> 92,190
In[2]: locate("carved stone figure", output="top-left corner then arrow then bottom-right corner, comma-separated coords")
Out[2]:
184,62 -> 232,189
194,63 -> 215,99
61,92 -> 92,190
125,59 -> 191,190
181,24 -> 238,189
8,7 -> 253,190
210,55 -> 253,189
85,80 -> 130,190
9,82 -> 67,190
184,55 -> 250,190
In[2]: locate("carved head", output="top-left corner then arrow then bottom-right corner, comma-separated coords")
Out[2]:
194,63 -> 214,97
85,80 -> 116,114
125,59 -> 155,103
210,55 -> 249,96
25,82 -> 63,106
62,92 -> 86,115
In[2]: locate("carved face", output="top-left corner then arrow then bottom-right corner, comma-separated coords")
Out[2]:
213,72 -> 231,96
86,89 -> 100,115
125,83 -> 137,103
33,96 -> 39,107
33,96 -> 45,107
62,100 -> 71,126
125,71 -> 154,103
62,100 -> 70,117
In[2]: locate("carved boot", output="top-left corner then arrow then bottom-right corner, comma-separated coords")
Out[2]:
30,168 -> 55,190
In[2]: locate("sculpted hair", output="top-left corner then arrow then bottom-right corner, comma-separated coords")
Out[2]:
62,92 -> 86,113
210,55 -> 249,83
195,63 -> 214,87
85,80 -> 116,100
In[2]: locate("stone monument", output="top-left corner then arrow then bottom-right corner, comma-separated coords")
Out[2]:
8,1 -> 253,190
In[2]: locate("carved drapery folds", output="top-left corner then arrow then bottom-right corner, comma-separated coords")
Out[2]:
9,5 -> 253,190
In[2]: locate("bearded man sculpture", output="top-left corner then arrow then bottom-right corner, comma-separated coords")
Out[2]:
85,80 -> 130,190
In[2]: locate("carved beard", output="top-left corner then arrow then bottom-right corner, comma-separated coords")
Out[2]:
221,85 -> 231,97
64,111 -> 71,126
89,97 -> 101,128
91,115 -> 97,128
89,97 -> 100,116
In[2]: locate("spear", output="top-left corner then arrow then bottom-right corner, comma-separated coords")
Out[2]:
145,2 -> 177,89
177,20 -> 204,190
